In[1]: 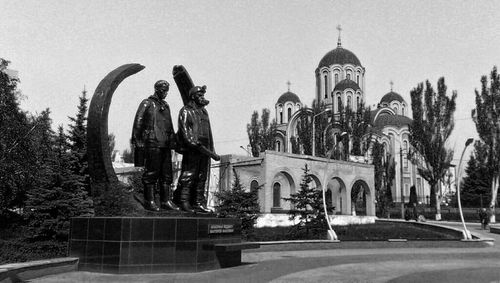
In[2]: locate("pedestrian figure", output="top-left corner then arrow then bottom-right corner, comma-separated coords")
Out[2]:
479,208 -> 489,230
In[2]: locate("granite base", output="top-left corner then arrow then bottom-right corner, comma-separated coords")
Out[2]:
69,216 -> 241,273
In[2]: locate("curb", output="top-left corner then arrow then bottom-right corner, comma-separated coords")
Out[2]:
0,257 -> 78,283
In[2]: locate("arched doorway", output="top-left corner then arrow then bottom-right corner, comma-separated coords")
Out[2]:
351,180 -> 371,216
327,177 -> 347,215
271,171 -> 296,211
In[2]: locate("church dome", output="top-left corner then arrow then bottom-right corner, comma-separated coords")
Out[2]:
380,91 -> 405,104
318,47 -> 362,68
333,79 -> 360,92
277,91 -> 301,104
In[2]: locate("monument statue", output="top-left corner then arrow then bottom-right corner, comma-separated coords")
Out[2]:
175,84 -> 220,213
131,80 -> 180,212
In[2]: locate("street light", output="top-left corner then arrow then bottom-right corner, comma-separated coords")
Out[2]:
312,109 -> 330,156
456,138 -> 474,239
239,145 -> 252,156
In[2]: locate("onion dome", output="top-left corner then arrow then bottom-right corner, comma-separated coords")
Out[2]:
277,91 -> 301,104
318,47 -> 362,68
380,91 -> 405,104
333,79 -> 361,92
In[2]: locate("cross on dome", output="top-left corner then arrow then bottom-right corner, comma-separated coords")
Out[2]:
337,25 -> 342,47
287,81 -> 291,92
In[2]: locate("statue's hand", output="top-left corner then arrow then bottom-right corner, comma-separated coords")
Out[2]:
212,153 -> 221,161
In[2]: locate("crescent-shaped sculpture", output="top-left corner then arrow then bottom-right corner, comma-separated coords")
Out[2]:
87,63 -> 145,193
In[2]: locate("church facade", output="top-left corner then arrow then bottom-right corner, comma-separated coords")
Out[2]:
219,34 -> 431,218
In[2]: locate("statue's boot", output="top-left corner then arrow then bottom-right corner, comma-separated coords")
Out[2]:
180,186 -> 195,213
144,183 -> 159,212
193,185 -> 213,214
159,182 -> 180,211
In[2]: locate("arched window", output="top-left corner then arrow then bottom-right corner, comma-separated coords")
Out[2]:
402,106 -> 405,116
324,75 -> 328,98
337,96 -> 342,112
279,111 -> 283,124
250,180 -> 259,192
347,96 -> 352,109
276,140 -> 281,152
326,188 -> 333,211
334,73 -> 339,84
273,183 -> 281,207
356,96 -> 360,109
357,75 -> 360,84
393,106 -> 398,114
287,107 -> 292,122
404,140 -> 409,169
347,73 -> 351,80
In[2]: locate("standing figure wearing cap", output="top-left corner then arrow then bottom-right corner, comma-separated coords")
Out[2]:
176,85 -> 220,213
131,80 -> 180,212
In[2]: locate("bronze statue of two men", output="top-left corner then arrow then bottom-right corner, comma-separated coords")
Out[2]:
131,68 -> 220,213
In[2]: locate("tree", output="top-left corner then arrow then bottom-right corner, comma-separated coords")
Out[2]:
108,133 -> 116,161
409,77 -> 457,219
460,141 -> 493,207
295,109 -> 313,155
67,89 -> 90,193
372,141 -> 393,216
246,108 -> 277,157
0,58 -> 34,212
283,164 -> 324,237
122,148 -> 134,163
24,109 -> 94,240
350,102 -> 372,156
214,169 -> 260,240
473,66 -> 500,221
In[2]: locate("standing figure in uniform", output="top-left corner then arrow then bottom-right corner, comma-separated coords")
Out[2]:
131,80 -> 180,212
176,85 -> 220,213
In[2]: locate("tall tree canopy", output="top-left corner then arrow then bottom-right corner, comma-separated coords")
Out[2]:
246,108 -> 277,157
473,66 -> 500,221
0,58 -> 34,211
409,77 -> 456,218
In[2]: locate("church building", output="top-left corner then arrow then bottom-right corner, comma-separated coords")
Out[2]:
218,30 -> 431,222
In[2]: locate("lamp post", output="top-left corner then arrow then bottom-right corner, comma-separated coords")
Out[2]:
239,145 -> 252,156
400,147 -> 405,219
312,109 -> 329,156
456,138 -> 474,239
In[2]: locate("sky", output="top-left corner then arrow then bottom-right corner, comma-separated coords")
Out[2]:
2,0 -> 500,164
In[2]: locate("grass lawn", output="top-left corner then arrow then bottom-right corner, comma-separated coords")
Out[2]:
251,220 -> 463,242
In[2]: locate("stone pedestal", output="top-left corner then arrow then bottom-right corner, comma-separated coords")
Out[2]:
69,216 -> 241,273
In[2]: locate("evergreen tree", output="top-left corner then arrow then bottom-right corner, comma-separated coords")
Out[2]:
214,169 -> 260,240
24,109 -> 94,240
409,77 -> 456,219
461,142 -> 494,207
283,164 -> 323,236
473,66 -> 500,222
67,88 -> 90,193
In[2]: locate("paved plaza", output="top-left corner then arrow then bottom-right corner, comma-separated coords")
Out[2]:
32,221 -> 500,283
